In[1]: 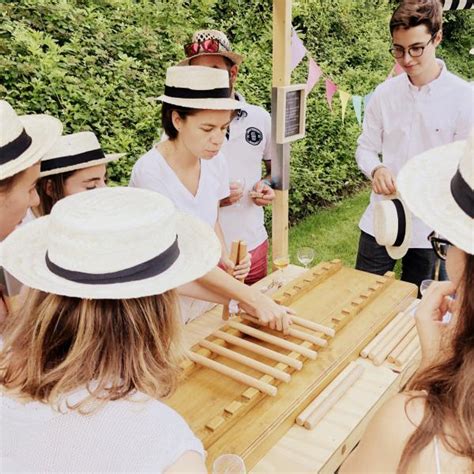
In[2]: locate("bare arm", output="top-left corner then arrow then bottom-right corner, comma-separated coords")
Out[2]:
196,266 -> 293,332
164,451 -> 207,473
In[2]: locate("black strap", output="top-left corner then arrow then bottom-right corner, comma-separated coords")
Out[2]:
0,128 -> 33,165
45,236 -> 180,285
392,199 -> 406,247
41,148 -> 106,173
451,168 -> 474,218
164,85 -> 231,100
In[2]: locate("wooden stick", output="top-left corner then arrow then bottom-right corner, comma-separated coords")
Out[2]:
360,311 -> 406,358
395,337 -> 420,367
241,315 -> 328,347
187,351 -> 277,397
199,339 -> 291,383
213,330 -> 303,370
300,364 -> 365,430
222,241 -> 242,321
290,315 -> 335,337
360,299 -> 418,358
371,318 -> 415,366
387,327 -> 417,363
228,321 -> 318,359
368,313 -> 414,361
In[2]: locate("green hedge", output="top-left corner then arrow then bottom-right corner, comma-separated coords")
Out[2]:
1,0 -> 471,224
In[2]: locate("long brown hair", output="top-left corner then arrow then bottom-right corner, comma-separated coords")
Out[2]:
0,289 -> 184,412
35,171 -> 75,216
399,253 -> 474,472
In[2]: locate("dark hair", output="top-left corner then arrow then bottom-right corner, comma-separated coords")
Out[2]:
390,0 -> 443,36
398,252 -> 474,472
161,103 -> 199,140
35,171 -> 75,216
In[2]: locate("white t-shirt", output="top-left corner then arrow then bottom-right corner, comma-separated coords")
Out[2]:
129,146 -> 229,229
219,95 -> 273,251
1,390 -> 204,473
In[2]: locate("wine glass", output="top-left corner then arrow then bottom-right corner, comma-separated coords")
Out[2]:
212,453 -> 246,474
420,279 -> 434,296
229,178 -> 246,207
297,247 -> 315,269
272,254 -> 290,287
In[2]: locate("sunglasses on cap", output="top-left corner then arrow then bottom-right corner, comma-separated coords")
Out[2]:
428,231 -> 453,261
184,38 -> 229,57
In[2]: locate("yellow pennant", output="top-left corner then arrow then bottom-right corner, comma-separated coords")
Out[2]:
339,90 -> 351,122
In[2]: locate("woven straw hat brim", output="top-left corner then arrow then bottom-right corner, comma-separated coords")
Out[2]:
373,192 -> 412,259
157,95 -> 241,110
177,51 -> 243,67
1,114 -> 63,179
39,153 -> 126,177
1,211 -> 221,299
398,140 -> 473,254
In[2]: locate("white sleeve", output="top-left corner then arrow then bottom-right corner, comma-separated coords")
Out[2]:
129,157 -> 162,193
453,85 -> 474,141
356,88 -> 384,179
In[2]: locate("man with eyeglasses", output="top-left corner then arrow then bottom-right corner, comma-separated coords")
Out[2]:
178,30 -> 275,285
355,0 -> 473,290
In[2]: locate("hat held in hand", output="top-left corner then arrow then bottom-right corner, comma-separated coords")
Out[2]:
373,193 -> 412,259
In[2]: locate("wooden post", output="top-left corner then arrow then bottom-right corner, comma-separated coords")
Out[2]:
271,0 -> 292,266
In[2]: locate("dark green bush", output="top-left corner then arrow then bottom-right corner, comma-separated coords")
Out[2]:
1,0 -> 471,222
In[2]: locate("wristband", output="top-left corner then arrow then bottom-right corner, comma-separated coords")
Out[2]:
262,178 -> 274,188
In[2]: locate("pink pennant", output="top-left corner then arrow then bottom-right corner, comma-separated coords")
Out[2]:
306,57 -> 322,94
325,79 -> 338,110
291,29 -> 307,71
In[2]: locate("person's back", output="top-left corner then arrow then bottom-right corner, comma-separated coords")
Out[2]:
0,187 -> 221,473
2,391 -> 203,472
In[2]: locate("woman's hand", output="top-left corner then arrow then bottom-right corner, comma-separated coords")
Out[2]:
240,291 -> 294,333
415,281 -> 457,367
220,253 -> 251,281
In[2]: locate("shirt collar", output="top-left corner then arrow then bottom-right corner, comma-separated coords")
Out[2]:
405,59 -> 448,94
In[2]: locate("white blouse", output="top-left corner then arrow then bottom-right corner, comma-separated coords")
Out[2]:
1,390 -> 204,472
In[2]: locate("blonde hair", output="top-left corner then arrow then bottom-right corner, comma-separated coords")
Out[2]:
0,288 -> 184,412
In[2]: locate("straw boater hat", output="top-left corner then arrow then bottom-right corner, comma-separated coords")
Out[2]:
1,187 -> 221,299
398,132 -> 474,255
178,29 -> 243,67
158,66 -> 241,110
373,193 -> 412,259
40,131 -> 125,177
0,100 -> 62,179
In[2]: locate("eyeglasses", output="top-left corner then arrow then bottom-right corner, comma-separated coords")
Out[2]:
428,231 -> 452,261
389,34 -> 436,59
184,38 -> 229,58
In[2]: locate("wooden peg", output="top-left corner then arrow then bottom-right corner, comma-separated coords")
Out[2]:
387,327 -> 417,364
222,240 -> 247,321
228,321 -> 318,359
187,351 -> 277,397
298,364 -> 365,429
199,339 -> 291,382
241,315 -> 327,348
290,316 -> 335,337
213,330 -> 303,370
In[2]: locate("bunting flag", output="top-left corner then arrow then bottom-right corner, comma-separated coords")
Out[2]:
364,92 -> 373,110
352,95 -> 362,125
339,90 -> 351,122
306,57 -> 323,94
291,29 -> 307,71
325,79 -> 338,110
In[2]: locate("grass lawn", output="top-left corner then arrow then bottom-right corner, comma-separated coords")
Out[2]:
270,188 -> 370,269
